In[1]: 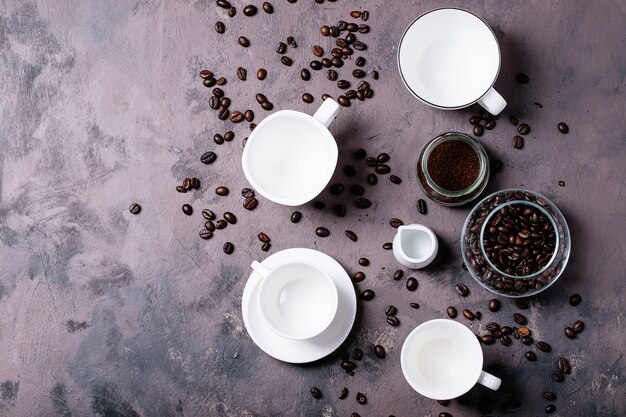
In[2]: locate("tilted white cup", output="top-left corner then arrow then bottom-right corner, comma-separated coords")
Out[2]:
242,99 -> 341,206
398,8 -> 507,115
401,319 -> 501,400
251,260 -> 339,340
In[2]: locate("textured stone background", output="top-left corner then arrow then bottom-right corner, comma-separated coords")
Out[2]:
0,0 -> 625,416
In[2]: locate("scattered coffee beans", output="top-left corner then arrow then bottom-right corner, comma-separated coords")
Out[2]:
310,386 -> 321,399
455,283 -> 470,297
525,351 -> 537,361
129,203 -> 141,215
417,199 -> 427,214
447,306 -> 458,318
406,277 -> 418,291
223,242 -> 234,254
558,122 -> 569,134
361,289 -> 375,301
182,204 -> 193,215
215,186 -> 229,196
512,135 -> 524,149
345,230 -> 357,241
536,341 -> 551,352
569,293 -> 582,306
462,309 -> 475,320
356,392 -> 367,405
339,387 -> 349,399
315,227 -> 330,237
386,315 -> 400,326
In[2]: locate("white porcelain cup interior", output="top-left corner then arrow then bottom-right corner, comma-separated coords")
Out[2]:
401,319 -> 501,400
242,99 -> 340,206
398,8 -> 506,114
400,228 -> 436,261
253,261 -> 338,340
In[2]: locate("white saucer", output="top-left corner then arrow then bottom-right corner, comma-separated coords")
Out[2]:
242,248 -> 357,363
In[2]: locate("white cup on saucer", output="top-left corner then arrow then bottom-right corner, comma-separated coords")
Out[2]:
401,319 -> 501,400
251,260 -> 339,340
398,8 -> 507,115
242,98 -> 341,206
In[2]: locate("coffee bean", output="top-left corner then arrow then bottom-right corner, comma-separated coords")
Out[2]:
558,122 -> 569,134
129,203 -> 141,215
572,320 -> 585,333
360,10 -> 369,20
215,186 -> 229,196
332,204 -> 345,217
358,257 -> 369,266
512,135 -> 524,149
310,386 -> 321,399
215,76 -> 226,85
288,211 -> 302,224
220,97 -> 231,108
486,322 -> 500,333
205,221 -> 216,232
311,45 -> 324,57
515,300 -> 529,310
385,305 -> 397,316
377,153 -> 390,164
473,124 -> 484,137
343,165 -> 357,176
176,186 -> 186,193
447,306 -> 458,318
518,123 -> 530,135
357,81 -> 370,91
393,270 -> 403,280
387,315 -> 400,326
350,10 -> 361,18
326,69 -> 338,81
439,413 -> 452,417
358,24 -> 369,33
521,336 -> 533,345
329,26 -> 339,37
469,115 -> 481,125
243,197 -> 258,210
315,227 -> 330,237
209,96 -> 219,109
455,283 -> 470,297
374,344 -> 385,358
488,299 -> 501,312
485,120 -> 496,130
249,123 -> 256,131
352,41 -> 366,50
355,56 -> 365,66
191,177 -> 200,189
224,131 -> 235,142
302,93 -> 314,103
236,67 -> 247,81
280,56 -> 292,66
390,218 -> 403,228
322,94 -> 332,101
257,232 -> 270,243
551,370 -> 564,382
238,36 -> 250,47
475,311 -> 482,320
336,38 -> 348,48
242,5 -> 257,16
543,391 -> 556,401
261,242 -> 271,252
515,73 -> 530,84
262,2 -> 273,13
558,180 -> 566,187
382,242 -> 393,250
275,42 -> 287,54
320,25 -> 330,36
214,133 -> 224,144
228,6 -> 236,17
203,77 -> 217,88
256,68 -> 267,80
222,241 -> 234,254
518,327 -> 531,337
345,90 -> 357,100
216,0 -> 231,8
182,178 -> 192,190
513,313 -> 527,325
182,204 -> 193,215
223,212 -> 236,224
352,347 -> 363,361
437,400 -> 450,406
366,173 -> 378,185
390,175 -> 402,184
310,60 -> 322,70
558,357 -> 571,374
215,21 -> 225,34
202,209 -> 216,221
199,69 -> 213,79
481,334 -> 495,345
215,220 -> 227,230
569,293 -> 582,306
352,69 -> 366,78
413,199 -> 427,216
329,183 -> 345,195
406,277 -> 418,292
375,164 -> 391,174
339,387 -> 349,399
500,335 -> 512,346
199,229 -> 213,240
525,351 -> 537,361
410,302 -> 420,309
370,70 -> 378,80
463,309 -> 475,320
341,360 -> 356,371
260,101 -> 273,110
536,341 -> 551,352
500,326 -> 512,335
287,36 -> 297,48
353,271 -> 365,282
337,79 -> 350,89
356,392 -> 367,405
345,230 -> 357,242
361,289 -> 375,301
230,111 -> 244,123
354,198 -> 371,209
562,327 -> 576,339
218,108 -> 229,120
546,404 -> 557,414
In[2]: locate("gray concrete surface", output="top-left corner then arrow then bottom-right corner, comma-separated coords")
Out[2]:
0,0 -> 625,416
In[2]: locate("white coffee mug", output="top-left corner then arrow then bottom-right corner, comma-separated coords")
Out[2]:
398,8 -> 507,115
242,99 -> 341,206
401,319 -> 501,400
251,260 -> 338,340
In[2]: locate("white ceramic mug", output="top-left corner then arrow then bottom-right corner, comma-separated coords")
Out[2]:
251,260 -> 338,340
398,8 -> 507,115
242,99 -> 341,206
401,319 -> 501,400
392,224 -> 439,269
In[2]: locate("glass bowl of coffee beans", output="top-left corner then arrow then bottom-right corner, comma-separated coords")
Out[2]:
461,189 -> 571,298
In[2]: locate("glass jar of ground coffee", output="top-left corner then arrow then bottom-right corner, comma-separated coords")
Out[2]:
416,132 -> 489,207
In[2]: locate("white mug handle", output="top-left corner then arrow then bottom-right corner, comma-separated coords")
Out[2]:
251,261 -> 272,277
477,87 -> 507,116
312,98 -> 340,128
477,370 -> 501,391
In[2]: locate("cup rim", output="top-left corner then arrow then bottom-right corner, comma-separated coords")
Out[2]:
401,319 -> 483,400
397,7 -> 501,109
241,110 -> 338,206
256,261 -> 339,340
